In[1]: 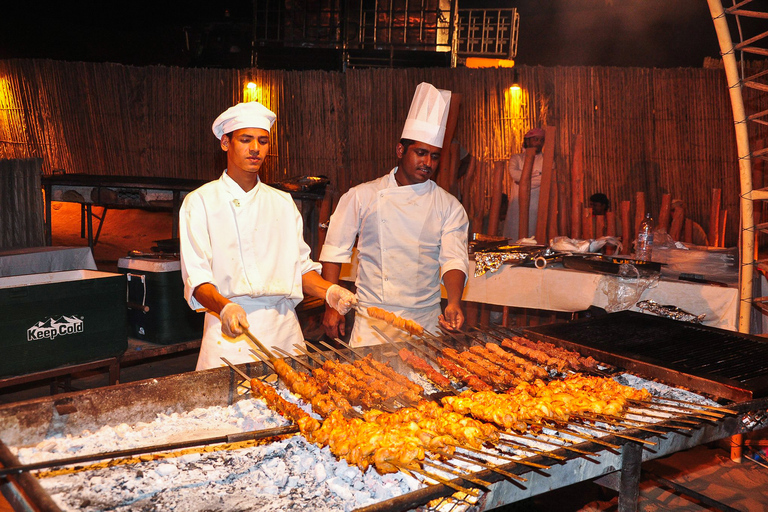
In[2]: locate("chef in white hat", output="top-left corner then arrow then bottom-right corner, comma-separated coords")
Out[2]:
320,83 -> 469,347
179,102 -> 356,370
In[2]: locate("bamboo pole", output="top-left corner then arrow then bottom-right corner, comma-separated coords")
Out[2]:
437,93 -> 462,191
620,200 -> 632,256
719,209 -> 728,247
707,0 -> 754,334
708,188 -> 721,247
658,193 -> 671,233
582,207 -> 593,240
606,211 -> 616,236
670,202 -> 684,241
634,192 -> 646,236
548,167 -> 559,242
487,162 -> 506,236
570,134 -> 584,239
448,141 -> 461,198
595,214 -> 605,238
536,126 -> 557,243
684,218 -> 693,244
518,147 -> 536,239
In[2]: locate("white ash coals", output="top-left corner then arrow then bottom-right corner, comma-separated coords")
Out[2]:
12,394 -> 422,512
614,373 -> 719,406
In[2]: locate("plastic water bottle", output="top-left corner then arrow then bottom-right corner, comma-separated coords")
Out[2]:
635,213 -> 654,261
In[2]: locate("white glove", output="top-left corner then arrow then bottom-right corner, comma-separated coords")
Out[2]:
325,284 -> 358,315
220,302 -> 249,338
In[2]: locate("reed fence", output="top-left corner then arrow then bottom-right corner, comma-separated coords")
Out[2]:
0,58 -> 759,247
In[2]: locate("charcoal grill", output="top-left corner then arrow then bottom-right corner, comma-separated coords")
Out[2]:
0,339 -> 766,512
523,310 -> 768,402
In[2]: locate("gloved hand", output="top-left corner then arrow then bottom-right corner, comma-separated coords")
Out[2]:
325,284 -> 358,315
220,302 -> 249,338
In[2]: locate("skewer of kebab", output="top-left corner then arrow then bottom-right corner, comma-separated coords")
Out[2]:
315,340 -> 421,406
303,340 -> 410,407
373,325 -> 456,392
266,347 -> 362,419
367,306 -> 424,336
332,337 -> 426,397
288,344 -> 395,411
462,328 -> 550,381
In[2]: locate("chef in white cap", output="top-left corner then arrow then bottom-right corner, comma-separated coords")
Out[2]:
320,83 -> 469,347
179,101 -> 356,370
503,127 -> 550,241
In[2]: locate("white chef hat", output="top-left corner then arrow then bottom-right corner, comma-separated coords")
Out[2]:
211,102 -> 277,140
400,82 -> 451,148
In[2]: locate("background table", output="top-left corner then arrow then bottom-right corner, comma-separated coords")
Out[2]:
0,246 -> 97,277
452,261 -> 740,331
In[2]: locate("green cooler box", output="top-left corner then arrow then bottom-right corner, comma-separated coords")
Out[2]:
118,256 -> 204,344
0,270 -> 127,378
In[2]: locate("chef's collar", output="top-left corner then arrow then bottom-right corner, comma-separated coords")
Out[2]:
222,169 -> 262,198
389,167 -> 432,191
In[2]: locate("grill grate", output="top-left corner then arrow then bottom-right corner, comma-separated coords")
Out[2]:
523,311 -> 768,401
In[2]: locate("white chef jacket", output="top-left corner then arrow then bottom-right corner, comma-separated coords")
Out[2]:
503,151 -> 546,242
320,168 -> 469,347
179,171 -> 321,369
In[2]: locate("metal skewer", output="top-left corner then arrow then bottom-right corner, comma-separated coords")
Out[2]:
420,459 -> 492,489
646,396 -> 737,415
243,328 -> 277,362
449,452 -> 527,482
629,399 -> 725,418
396,464 -> 480,496
500,431 -> 598,457
453,444 -> 550,469
495,439 -> 567,460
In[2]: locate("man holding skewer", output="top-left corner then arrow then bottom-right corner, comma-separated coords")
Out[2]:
179,102 -> 356,370
320,82 -> 470,347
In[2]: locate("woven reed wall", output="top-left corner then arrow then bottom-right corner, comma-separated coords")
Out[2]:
0,59 -> 754,246
0,158 -> 45,249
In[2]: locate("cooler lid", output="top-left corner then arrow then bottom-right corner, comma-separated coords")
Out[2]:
118,256 -> 181,272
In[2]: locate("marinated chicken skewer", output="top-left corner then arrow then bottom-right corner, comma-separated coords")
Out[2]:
374,325 -> 456,392
290,343 -> 393,410
267,347 -> 361,419
367,306 -> 425,336
316,340 -> 421,405
333,337 -> 426,397
501,336 -> 572,373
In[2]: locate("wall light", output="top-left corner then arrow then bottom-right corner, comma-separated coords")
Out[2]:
510,68 -> 521,91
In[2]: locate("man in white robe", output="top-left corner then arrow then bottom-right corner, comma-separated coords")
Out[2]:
180,102 -> 355,370
503,128 -> 548,242
319,83 -> 469,347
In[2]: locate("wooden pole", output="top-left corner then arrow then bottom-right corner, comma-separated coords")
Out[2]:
536,126 -> 557,243
707,0 -> 754,334
548,167 -> 559,243
557,166 -> 570,236
448,141 -> 461,198
658,193 -> 672,233
582,207 -> 593,240
669,202 -> 684,241
719,209 -> 728,247
518,147 -> 536,239
595,214 -> 605,238
570,134 -> 584,239
316,185 -> 334,258
684,218 -> 693,244
634,192 -> 646,235
708,188 -> 721,247
620,200 -> 632,256
437,93 -> 462,191
487,162 -> 506,236
606,211 -> 616,236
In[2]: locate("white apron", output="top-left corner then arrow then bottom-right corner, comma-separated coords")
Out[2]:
196,298 -> 304,370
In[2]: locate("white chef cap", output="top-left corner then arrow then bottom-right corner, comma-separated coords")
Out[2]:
211,102 -> 277,140
400,82 -> 451,148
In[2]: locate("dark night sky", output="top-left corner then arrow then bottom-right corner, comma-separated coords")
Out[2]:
0,1 -> 725,69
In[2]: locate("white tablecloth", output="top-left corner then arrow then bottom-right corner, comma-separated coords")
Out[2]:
0,246 -> 97,277
452,261 -> 740,331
